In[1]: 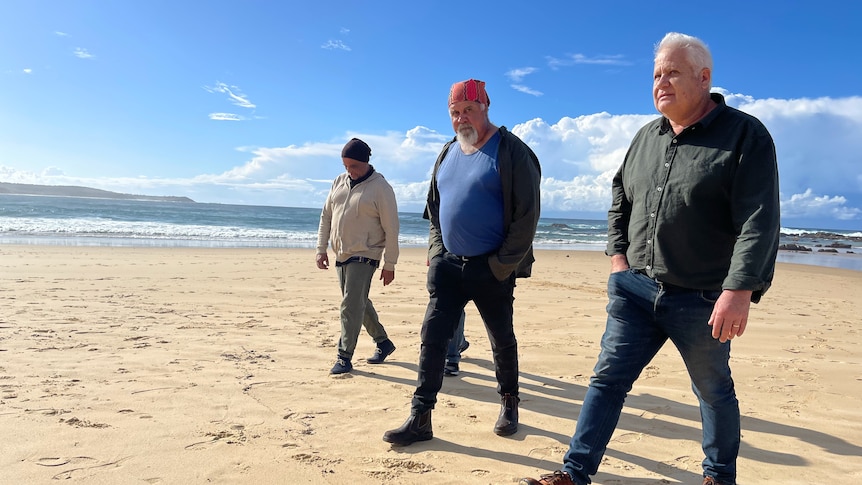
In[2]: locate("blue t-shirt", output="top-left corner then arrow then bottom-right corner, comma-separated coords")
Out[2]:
437,132 -> 504,257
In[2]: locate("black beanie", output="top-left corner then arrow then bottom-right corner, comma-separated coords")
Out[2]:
341,138 -> 371,162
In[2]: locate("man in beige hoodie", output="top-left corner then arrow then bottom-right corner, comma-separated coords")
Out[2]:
316,138 -> 400,374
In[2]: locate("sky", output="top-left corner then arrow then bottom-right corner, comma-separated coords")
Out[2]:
2,1 -> 861,231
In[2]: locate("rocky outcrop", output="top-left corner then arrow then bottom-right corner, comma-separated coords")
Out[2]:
779,243 -> 812,252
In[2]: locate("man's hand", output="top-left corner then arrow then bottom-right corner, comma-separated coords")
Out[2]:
708,289 -> 753,342
610,254 -> 630,273
380,269 -> 395,286
316,253 -> 329,270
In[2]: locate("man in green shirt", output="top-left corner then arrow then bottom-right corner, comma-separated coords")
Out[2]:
519,32 -> 779,485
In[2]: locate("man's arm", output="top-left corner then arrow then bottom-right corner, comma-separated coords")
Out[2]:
606,162 -> 631,260
489,136 -> 541,280
315,182 -> 336,268
377,182 -> 400,274
424,143 -> 450,263
709,121 -> 779,341
723,123 -> 780,302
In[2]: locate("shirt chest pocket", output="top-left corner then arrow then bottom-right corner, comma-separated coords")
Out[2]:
671,148 -> 736,201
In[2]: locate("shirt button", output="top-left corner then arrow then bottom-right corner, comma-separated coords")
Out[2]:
646,265 -> 652,270
656,186 -> 662,192
646,239 -> 652,245
672,139 -> 678,144
650,212 -> 656,218
664,162 -> 670,167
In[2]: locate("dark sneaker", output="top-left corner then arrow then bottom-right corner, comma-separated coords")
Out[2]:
443,362 -> 460,376
519,471 -> 577,485
459,340 -> 470,353
367,339 -> 396,364
330,357 -> 352,374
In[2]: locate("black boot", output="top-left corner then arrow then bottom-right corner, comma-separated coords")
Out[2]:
382,410 -> 432,445
494,393 -> 519,436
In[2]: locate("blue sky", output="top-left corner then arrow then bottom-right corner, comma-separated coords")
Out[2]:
2,1 -> 861,230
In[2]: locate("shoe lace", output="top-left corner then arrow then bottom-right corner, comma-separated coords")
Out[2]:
540,471 -> 573,484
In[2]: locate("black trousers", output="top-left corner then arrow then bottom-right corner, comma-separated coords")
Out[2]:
411,250 -> 519,412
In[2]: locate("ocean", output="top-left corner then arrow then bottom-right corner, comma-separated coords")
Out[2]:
2,194 -> 861,271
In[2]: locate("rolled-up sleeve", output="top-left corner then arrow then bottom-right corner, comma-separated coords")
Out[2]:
723,125 -> 780,302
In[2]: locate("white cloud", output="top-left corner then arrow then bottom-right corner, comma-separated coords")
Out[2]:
547,53 -> 630,69
23,68 -> 32,74
719,90 -> 862,205
55,31 -> 69,37
0,166 -> 38,183
42,167 -> 66,176
209,113 -> 245,121
322,40 -> 351,51
506,67 -> 538,83
511,84 -> 543,96
204,82 -> 256,109
74,48 -> 94,59
3,93 -> 861,227
781,189 -> 861,220
507,68 -> 542,96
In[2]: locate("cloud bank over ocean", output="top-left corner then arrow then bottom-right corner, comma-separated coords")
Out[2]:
3,93 -> 861,230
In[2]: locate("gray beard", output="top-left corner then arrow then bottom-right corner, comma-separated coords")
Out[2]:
456,125 -> 478,148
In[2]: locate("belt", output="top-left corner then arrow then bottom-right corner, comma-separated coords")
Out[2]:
634,269 -> 691,292
335,256 -> 380,268
450,252 -> 490,263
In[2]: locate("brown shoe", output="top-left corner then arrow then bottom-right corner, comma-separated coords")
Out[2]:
703,476 -> 735,485
518,471 -> 577,485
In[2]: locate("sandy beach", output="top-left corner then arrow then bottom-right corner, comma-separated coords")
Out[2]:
1,246 -> 860,484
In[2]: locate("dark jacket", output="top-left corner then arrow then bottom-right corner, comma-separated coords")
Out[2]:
424,126 -> 542,280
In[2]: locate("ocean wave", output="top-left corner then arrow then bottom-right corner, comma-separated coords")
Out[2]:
781,227 -> 862,239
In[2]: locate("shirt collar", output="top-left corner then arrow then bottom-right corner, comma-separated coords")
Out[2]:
659,92 -> 727,135
349,165 -> 375,188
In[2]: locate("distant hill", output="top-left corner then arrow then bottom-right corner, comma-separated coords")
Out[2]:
0,182 -> 195,203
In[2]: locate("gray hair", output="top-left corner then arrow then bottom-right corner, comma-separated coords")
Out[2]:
655,32 -> 713,82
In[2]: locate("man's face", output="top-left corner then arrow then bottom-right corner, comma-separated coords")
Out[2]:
653,47 -> 710,122
342,158 -> 371,180
449,100 -> 486,145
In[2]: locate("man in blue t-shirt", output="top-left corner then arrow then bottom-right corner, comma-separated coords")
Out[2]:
383,79 -> 541,446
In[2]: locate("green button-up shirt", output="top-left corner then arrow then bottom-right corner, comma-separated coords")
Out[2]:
607,93 -> 780,302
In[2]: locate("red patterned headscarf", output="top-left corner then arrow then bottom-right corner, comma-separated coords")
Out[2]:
448,79 -> 490,107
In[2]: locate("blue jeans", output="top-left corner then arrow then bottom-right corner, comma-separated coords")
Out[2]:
411,251 -> 518,412
563,269 -> 739,485
446,311 -> 467,364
